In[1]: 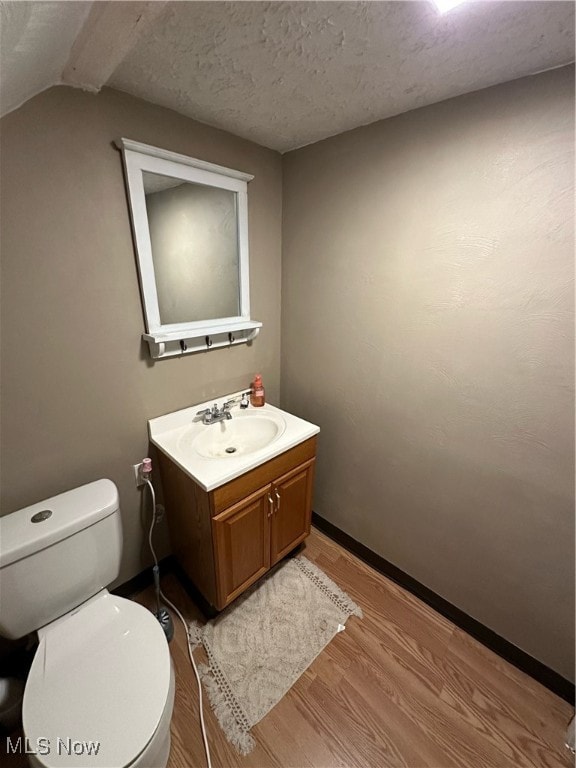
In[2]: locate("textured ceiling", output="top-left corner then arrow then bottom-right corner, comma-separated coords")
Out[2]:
0,1 -> 91,115
110,1 -> 575,152
1,1 -> 574,152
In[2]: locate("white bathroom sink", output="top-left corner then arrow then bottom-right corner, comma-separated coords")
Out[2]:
182,412 -> 286,459
148,396 -> 319,491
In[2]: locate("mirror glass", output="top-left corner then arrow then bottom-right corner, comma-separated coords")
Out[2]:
143,171 -> 240,324
118,138 -> 261,358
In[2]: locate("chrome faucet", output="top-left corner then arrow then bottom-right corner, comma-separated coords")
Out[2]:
195,400 -> 235,425
194,391 -> 252,425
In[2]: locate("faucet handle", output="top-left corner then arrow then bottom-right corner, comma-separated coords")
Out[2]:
196,408 -> 210,416
223,399 -> 236,410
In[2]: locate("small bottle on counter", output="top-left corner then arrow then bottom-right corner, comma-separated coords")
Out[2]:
250,374 -> 265,407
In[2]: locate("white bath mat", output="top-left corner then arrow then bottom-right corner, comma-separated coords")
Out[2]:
189,555 -> 362,754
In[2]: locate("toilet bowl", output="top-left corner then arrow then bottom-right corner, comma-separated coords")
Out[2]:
0,480 -> 175,768
24,592 -> 174,768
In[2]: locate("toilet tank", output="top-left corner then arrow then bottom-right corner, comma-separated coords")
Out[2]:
0,480 -> 122,639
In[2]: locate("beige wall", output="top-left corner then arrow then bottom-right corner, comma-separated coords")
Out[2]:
281,66 -> 575,679
0,86 -> 282,585
1,69 -> 573,680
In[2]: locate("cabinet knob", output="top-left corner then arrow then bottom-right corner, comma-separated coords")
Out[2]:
267,494 -> 274,518
274,489 -> 281,512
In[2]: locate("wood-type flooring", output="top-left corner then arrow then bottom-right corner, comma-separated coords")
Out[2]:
156,529 -> 574,768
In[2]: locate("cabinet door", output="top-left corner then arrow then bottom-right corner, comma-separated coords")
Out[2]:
212,484 -> 273,609
270,459 -> 316,566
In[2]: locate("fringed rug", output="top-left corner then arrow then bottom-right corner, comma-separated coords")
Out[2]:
189,555 -> 362,754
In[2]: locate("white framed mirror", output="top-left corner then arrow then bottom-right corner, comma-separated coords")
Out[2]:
117,138 -> 261,358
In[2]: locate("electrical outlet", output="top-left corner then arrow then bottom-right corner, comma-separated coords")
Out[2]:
133,463 -> 145,488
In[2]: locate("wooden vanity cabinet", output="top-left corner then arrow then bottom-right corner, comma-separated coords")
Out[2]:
156,437 -> 316,611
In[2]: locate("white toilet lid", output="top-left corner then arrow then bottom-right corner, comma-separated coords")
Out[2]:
23,592 -> 171,768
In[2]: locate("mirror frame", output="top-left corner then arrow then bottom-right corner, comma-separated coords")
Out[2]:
117,138 -> 261,358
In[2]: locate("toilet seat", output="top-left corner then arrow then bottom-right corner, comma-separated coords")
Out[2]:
23,592 -> 172,768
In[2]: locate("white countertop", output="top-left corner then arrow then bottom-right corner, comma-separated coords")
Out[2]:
148,394 -> 320,491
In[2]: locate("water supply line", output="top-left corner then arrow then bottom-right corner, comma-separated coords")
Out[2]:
141,459 -> 212,768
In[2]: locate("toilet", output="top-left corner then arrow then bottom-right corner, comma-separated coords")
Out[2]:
0,479 -> 175,768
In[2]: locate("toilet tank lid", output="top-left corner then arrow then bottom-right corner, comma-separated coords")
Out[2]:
0,480 -> 119,569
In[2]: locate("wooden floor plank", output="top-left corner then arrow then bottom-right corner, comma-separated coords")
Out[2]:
135,528 -> 573,768
440,630 -> 573,768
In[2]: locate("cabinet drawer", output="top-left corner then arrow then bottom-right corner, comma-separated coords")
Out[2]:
211,436 -> 317,514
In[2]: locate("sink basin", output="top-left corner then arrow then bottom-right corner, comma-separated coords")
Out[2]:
148,397 -> 319,491
179,412 -> 286,459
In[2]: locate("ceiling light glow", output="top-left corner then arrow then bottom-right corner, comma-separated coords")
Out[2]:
431,0 -> 469,14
